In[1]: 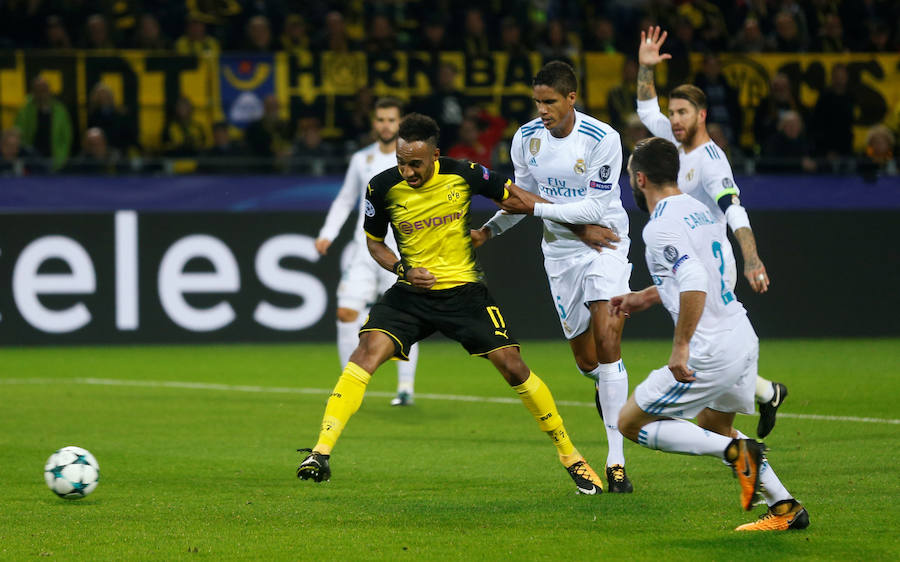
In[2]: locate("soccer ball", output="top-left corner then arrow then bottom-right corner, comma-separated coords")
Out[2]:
44,446 -> 100,499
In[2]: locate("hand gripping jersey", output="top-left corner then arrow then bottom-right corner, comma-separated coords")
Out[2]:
364,157 -> 510,290
318,143 -> 399,250
643,193 -> 747,362
485,111 -> 630,261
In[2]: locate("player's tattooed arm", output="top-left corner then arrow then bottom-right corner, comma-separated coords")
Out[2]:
637,26 -> 671,101
733,227 -> 770,293
637,65 -> 656,101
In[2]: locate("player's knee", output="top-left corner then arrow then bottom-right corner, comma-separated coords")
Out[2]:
489,350 -> 529,385
617,413 -> 642,443
336,308 -> 360,323
349,332 -> 393,372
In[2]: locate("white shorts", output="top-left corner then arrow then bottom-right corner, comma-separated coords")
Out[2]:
544,251 -> 632,340
336,240 -> 397,311
634,318 -> 758,419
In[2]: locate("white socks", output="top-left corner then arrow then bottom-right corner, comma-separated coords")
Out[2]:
637,418 -> 733,456
756,376 -> 775,403
336,318 -> 362,368
585,360 -> 628,467
733,430 -> 792,506
397,342 -> 418,395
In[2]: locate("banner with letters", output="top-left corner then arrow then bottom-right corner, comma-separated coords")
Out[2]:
2,50 -> 897,153
0,211 -> 345,345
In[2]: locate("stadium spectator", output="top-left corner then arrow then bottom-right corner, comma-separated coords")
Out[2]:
67,127 -> 120,174
293,116 -> 338,175
414,62 -> 469,151
338,87 -> 378,149
858,124 -> 897,182
815,13 -> 846,52
759,110 -> 816,173
413,14 -> 451,54
606,57 -> 639,133
241,15 -> 272,52
0,127 -> 39,176
537,19 -> 579,64
447,108 -> 508,167
363,13 -> 398,54
498,16 -> 529,58
811,64 -> 854,167
461,8 -> 492,57
862,20 -> 892,52
162,96 -> 208,157
753,72 -> 806,153
87,83 -> 138,155
728,16 -> 766,53
243,94 -> 291,164
767,9 -> 807,52
280,14 -> 309,50
83,14 -> 115,49
205,121 -> 243,157
315,11 -> 357,52
582,16 -> 618,53
15,76 -> 73,171
133,13 -> 169,50
694,52 -> 742,150
44,15 -> 73,49
175,15 -> 220,55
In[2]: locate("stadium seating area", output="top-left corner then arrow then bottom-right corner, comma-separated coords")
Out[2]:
0,1 -> 898,179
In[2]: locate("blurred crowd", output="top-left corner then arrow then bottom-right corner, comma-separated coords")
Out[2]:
0,0 -> 898,180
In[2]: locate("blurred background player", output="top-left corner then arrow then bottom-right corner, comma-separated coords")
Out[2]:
315,97 -> 418,406
636,26 -> 787,438
473,61 -> 634,493
613,137 -> 809,532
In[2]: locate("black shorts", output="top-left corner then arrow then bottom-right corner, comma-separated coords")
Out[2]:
360,282 -> 520,359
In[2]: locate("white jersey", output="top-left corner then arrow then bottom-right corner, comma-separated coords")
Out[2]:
643,193 -> 747,362
636,97 -> 740,222
318,143 -> 398,250
484,111 -> 630,261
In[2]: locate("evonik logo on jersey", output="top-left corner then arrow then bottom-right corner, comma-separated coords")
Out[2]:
397,212 -> 462,235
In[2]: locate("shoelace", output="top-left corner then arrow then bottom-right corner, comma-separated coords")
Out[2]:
609,467 -> 626,483
569,461 -> 599,483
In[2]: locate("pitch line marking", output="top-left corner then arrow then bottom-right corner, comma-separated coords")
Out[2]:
3,377 -> 899,426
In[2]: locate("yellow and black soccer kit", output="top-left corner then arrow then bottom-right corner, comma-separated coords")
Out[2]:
361,157 -> 520,358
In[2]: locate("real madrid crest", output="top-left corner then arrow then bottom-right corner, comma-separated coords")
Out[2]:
574,158 -> 586,175
366,154 -> 374,164
686,168 -> 695,181
529,138 -> 541,156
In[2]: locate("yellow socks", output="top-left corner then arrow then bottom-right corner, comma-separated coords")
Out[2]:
312,362 -> 372,455
513,372 -> 577,463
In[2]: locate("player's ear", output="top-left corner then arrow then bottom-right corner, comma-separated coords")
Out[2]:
433,147 -> 440,160
567,91 -> 576,106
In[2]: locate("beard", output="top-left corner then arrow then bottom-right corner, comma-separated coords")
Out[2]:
631,182 -> 649,213
377,131 -> 398,144
676,120 -> 699,146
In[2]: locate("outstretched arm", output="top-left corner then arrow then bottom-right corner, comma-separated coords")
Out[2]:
637,26 -> 671,101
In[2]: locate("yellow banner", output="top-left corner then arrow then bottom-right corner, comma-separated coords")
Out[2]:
1,50 -> 897,152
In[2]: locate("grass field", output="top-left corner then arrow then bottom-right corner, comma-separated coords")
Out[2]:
2,339 -> 898,560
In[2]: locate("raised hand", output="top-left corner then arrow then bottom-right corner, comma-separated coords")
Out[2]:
638,26 -> 672,67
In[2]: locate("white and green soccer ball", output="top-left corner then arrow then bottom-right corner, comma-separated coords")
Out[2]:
44,446 -> 100,499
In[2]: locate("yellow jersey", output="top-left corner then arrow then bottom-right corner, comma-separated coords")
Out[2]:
364,157 -> 510,290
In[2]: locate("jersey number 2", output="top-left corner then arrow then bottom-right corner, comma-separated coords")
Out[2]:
711,241 -> 735,305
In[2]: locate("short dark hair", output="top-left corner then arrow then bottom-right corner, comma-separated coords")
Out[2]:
399,113 -> 440,146
533,61 -> 577,97
631,137 -> 680,185
374,97 -> 404,113
670,84 -> 707,110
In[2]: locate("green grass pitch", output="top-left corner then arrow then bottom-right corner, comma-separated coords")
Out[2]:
2,339 -> 898,560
